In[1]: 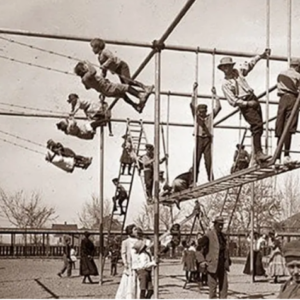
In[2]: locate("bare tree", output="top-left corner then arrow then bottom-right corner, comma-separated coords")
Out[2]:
277,173 -> 300,220
134,203 -> 185,231
78,195 -> 119,230
0,188 -> 57,228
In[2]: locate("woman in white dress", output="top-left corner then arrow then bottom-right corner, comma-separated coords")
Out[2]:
116,224 -> 140,299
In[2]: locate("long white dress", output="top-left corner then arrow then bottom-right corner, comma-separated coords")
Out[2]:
115,237 -> 140,299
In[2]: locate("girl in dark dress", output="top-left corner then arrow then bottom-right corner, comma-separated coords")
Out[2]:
80,231 -> 99,284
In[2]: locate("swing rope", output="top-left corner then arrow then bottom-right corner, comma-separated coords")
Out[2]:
210,48 -> 216,182
0,137 -> 45,156
0,129 -> 46,148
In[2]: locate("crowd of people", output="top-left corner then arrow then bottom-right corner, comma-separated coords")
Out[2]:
55,218 -> 300,299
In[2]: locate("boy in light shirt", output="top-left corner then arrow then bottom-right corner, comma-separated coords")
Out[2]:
132,240 -> 156,299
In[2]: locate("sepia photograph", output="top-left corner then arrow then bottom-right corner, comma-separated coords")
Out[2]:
1,0 -> 300,298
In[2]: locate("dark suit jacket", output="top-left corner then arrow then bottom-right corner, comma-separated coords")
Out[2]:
197,229 -> 231,273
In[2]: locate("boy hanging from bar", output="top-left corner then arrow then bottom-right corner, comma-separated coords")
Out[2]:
46,139 -> 92,170
275,57 -> 300,165
56,118 -> 104,140
74,60 -> 153,113
137,144 -> 168,204
190,86 -> 221,182
231,144 -> 250,173
112,178 -> 128,215
218,49 -> 271,164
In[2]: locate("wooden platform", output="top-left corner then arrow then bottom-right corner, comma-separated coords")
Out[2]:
160,161 -> 300,205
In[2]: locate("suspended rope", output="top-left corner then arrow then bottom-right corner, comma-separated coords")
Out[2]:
287,0 -> 292,67
0,101 -> 63,115
0,129 -> 45,148
193,48 -> 199,187
265,0 -> 271,154
0,54 -> 75,76
0,35 -> 99,68
0,35 -> 82,62
0,137 -> 45,156
210,48 -> 216,182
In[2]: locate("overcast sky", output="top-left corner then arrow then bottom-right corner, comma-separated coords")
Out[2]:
0,0 -> 300,227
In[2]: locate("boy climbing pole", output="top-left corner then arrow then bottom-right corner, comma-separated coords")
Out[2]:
74,60 -> 153,113
190,87 -> 221,182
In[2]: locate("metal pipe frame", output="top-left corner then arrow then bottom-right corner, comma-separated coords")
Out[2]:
0,27 -> 291,62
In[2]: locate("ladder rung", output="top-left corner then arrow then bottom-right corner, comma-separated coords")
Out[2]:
130,129 -> 141,132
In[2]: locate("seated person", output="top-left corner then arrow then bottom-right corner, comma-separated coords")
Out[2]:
160,223 -> 181,257
231,144 -> 250,173
45,150 -> 75,173
46,139 -> 92,169
56,118 -> 105,140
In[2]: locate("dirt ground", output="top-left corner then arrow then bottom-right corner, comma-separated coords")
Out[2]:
0,258 -> 285,299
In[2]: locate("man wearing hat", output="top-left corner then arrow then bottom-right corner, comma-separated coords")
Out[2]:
275,57 -> 300,165
197,216 -> 231,299
190,86 -> 221,182
138,144 -> 168,203
278,240 -> 300,298
218,49 -> 271,164
231,144 -> 250,173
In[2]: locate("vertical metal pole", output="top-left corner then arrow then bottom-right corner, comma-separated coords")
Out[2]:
265,0 -> 270,154
250,181 -> 255,283
193,50 -> 199,186
154,49 -> 161,299
210,49 -> 215,181
287,0 -> 292,67
99,126 -> 104,285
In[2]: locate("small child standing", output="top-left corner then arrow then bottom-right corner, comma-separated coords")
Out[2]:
109,242 -> 120,276
133,240 -> 156,299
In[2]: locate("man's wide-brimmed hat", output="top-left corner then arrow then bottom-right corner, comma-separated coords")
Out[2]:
213,216 -> 224,224
283,240 -> 300,262
218,57 -> 236,70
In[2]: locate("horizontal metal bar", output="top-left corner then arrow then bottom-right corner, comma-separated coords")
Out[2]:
0,28 -> 289,61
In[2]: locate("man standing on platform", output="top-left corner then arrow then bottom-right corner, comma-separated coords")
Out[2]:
275,57 -> 300,164
198,216 -> 231,299
190,87 -> 221,182
218,49 -> 271,164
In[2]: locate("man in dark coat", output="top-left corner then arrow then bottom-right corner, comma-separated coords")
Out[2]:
80,231 -> 99,284
198,216 -> 231,299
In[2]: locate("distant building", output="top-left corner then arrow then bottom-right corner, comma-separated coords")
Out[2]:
51,222 -> 78,245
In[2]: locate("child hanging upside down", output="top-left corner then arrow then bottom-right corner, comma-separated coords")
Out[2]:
67,93 -> 105,120
74,61 -> 154,113
46,139 -> 92,169
90,38 -> 149,90
56,118 -> 105,140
